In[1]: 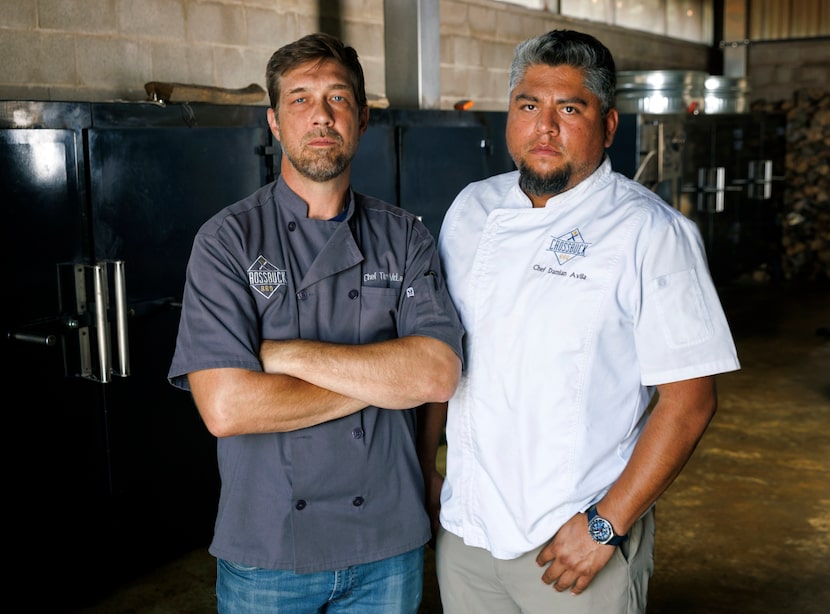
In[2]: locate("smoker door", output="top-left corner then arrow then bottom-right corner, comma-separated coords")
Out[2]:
398,124 -> 489,240
2,102 -> 273,608
82,105 -> 271,580
351,121 -> 398,204
2,122 -> 122,604
683,113 -> 786,284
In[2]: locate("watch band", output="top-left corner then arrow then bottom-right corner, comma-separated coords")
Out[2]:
586,505 -> 628,546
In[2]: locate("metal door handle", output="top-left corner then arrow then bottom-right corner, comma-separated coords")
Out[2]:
7,331 -> 58,346
92,263 -> 112,383
112,260 -> 130,377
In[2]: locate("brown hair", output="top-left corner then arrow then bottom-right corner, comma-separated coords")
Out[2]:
265,32 -> 367,111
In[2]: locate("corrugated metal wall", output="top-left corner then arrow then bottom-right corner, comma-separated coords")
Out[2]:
749,0 -> 830,39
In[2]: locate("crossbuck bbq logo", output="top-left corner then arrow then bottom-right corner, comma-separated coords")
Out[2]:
547,228 -> 591,265
248,255 -> 287,299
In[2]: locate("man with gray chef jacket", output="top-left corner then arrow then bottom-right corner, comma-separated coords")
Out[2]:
168,32 -> 463,614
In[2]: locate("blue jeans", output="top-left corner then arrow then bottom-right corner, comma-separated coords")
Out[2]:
216,546 -> 424,613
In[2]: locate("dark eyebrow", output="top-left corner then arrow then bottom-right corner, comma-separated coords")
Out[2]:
513,92 -> 538,104
512,93 -> 589,107
556,96 -> 589,106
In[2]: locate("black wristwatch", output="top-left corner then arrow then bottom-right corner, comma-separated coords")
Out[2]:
586,505 -> 628,546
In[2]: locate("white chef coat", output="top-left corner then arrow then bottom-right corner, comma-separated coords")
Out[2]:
437,157 -> 740,559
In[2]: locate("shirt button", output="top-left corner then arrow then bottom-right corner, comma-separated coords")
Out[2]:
352,496 -> 364,507
348,289 -> 359,299
297,290 -> 308,300
295,500 -> 307,510
351,427 -> 364,439
288,221 -> 296,231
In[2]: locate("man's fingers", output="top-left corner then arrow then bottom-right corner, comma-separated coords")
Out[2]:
550,573 -> 577,593
569,576 -> 592,595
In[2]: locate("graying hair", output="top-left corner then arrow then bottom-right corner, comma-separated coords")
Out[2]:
508,29 -> 616,116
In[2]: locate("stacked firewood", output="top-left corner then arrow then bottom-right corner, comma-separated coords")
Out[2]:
752,89 -> 830,283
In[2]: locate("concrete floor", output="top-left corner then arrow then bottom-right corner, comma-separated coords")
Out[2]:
71,282 -> 830,614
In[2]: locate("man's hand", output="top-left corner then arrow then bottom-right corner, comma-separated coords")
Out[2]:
535,511 -> 616,595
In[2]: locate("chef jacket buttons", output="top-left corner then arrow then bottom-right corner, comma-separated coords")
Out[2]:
288,221 -> 296,231
348,289 -> 359,300
352,496 -> 364,507
351,427 -> 364,439
295,499 -> 307,510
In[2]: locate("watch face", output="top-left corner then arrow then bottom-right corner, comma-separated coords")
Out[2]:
588,516 -> 614,544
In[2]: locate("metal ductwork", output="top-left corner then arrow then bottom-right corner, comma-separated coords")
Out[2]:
383,0 -> 440,109
722,0 -> 749,78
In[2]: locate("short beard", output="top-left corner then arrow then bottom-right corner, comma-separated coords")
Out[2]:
282,130 -> 356,182
518,161 -> 571,199
286,149 -> 352,182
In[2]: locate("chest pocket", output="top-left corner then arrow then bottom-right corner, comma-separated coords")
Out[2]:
358,286 -> 401,343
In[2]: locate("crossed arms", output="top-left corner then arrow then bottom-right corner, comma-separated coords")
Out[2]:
188,335 -> 461,437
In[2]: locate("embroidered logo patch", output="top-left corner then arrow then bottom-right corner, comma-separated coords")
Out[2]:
247,255 -> 287,299
547,228 -> 591,265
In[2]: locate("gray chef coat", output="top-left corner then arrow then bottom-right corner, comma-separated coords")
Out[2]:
168,176 -> 464,572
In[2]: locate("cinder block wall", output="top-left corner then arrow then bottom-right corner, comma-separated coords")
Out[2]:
439,0 -> 711,110
0,0 -> 821,110
748,38 -> 830,104
0,0 -> 709,110
0,0 -> 386,105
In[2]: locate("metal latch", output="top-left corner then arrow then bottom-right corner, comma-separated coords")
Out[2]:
681,167 -> 743,213
8,260 -> 131,383
63,260 -> 131,383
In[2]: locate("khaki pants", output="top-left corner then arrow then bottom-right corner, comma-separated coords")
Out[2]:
436,508 -> 655,614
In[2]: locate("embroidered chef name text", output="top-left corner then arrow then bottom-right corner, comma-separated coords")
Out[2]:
533,264 -> 588,280
363,271 -> 403,283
